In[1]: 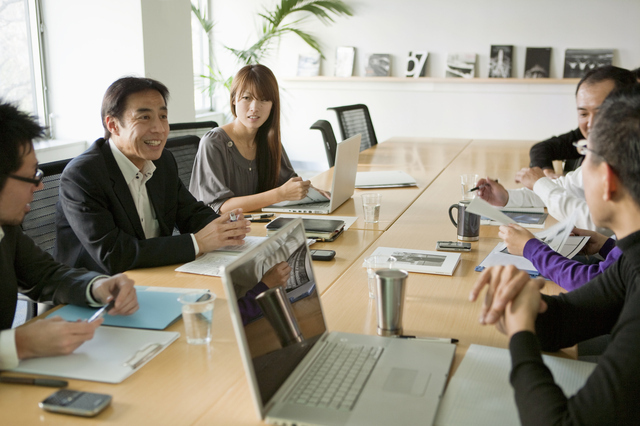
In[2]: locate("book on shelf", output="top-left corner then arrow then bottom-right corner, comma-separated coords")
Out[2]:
524,47 -> 552,78
563,48 -> 613,78
488,45 -> 513,78
335,46 -> 355,77
367,246 -> 461,276
405,51 -> 428,78
297,52 -> 321,77
365,53 -> 391,77
445,53 -> 476,78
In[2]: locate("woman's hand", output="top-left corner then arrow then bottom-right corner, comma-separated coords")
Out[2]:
261,262 -> 292,288
278,177 -> 311,201
572,227 -> 610,255
498,224 -> 535,257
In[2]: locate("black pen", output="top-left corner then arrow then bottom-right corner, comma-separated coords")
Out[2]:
0,376 -> 68,387
469,179 -> 499,192
397,335 -> 459,344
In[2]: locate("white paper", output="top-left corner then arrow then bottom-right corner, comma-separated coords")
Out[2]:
175,252 -> 238,277
467,197 -> 517,225
213,236 -> 268,252
434,344 -> 596,426
278,214 -> 358,230
367,247 -> 461,276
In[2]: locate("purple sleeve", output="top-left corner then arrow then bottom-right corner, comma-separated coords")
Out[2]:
523,239 -> 622,291
238,281 -> 269,325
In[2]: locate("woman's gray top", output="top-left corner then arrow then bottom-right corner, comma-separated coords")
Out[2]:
189,127 -> 297,212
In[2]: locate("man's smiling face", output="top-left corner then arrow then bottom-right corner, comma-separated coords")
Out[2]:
106,89 -> 169,170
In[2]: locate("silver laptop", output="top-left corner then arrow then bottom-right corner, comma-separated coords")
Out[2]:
262,134 -> 361,214
221,218 -> 456,426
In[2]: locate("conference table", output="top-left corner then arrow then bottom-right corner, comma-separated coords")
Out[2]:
2,137 -> 571,425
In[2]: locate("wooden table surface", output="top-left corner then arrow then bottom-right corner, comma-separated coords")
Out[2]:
4,137 -> 570,425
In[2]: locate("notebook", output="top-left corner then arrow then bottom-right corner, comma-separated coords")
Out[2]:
266,217 -> 346,241
262,134 -> 361,214
221,218 -> 456,425
355,170 -> 417,188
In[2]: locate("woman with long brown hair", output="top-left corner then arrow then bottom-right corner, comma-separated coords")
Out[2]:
190,64 -> 325,213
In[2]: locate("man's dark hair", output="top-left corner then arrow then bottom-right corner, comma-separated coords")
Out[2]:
101,77 -> 170,139
633,67 -> 640,81
576,65 -> 636,95
0,101 -> 45,190
590,85 -> 640,206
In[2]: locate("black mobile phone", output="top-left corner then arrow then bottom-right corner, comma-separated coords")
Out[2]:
310,249 -> 336,261
436,241 -> 472,252
39,389 -> 112,417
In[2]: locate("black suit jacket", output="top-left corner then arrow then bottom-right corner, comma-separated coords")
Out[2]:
55,138 -> 219,274
1,226 -> 99,330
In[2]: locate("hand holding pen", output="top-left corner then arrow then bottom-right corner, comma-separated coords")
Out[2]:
473,177 -> 509,207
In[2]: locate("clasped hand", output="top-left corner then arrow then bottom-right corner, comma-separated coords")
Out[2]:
469,265 -> 547,337
196,209 -> 251,253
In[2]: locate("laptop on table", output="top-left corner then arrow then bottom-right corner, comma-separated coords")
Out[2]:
221,218 -> 456,425
262,134 -> 361,214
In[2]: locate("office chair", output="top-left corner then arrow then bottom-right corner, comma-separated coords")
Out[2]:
168,121 -> 218,139
18,158 -> 71,324
310,120 -> 338,168
327,104 -> 378,151
165,135 -> 202,188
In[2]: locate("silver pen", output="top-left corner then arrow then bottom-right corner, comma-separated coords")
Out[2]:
397,335 -> 459,344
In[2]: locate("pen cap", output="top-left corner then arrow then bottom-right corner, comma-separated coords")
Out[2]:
255,287 -> 304,347
375,269 -> 408,336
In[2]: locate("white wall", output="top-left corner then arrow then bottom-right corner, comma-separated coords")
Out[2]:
41,0 -> 194,146
209,0 -> 640,168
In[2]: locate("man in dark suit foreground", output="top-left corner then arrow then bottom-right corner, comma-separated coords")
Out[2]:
55,77 -> 250,274
0,101 -> 138,370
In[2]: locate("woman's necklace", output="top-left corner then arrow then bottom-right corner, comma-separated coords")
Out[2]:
231,139 -> 256,171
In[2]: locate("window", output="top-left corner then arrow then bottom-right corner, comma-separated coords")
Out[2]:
191,0 -> 214,112
0,0 -> 47,129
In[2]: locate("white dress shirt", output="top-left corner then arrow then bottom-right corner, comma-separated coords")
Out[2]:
505,167 -> 613,236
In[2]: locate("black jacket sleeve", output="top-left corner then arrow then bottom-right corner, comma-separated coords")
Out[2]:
509,252 -> 640,425
529,128 -> 585,170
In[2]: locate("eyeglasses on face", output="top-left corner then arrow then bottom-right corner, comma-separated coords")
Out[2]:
7,168 -> 45,185
573,140 -> 606,160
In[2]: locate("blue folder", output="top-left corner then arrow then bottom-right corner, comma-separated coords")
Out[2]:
48,286 -> 207,330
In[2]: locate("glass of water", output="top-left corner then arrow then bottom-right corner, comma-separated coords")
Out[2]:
178,292 -> 216,345
364,255 -> 396,299
362,193 -> 382,223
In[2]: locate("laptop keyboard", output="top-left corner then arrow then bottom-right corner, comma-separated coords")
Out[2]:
287,341 -> 383,411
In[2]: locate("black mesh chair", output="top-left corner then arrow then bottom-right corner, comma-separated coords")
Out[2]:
327,104 -> 378,151
21,158 -> 70,255
165,135 -> 202,188
168,121 -> 218,139
18,158 -> 71,323
310,120 -> 338,168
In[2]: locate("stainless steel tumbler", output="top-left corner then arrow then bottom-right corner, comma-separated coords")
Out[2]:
375,269 -> 408,336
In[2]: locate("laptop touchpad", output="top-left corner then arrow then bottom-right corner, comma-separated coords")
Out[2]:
382,368 -> 431,396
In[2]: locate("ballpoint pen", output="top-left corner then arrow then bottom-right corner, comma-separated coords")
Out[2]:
469,179 -> 499,192
397,335 -> 459,344
244,213 -> 274,220
0,376 -> 68,388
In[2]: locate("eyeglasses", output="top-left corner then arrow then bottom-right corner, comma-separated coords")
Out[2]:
8,168 -> 45,185
573,140 -> 607,160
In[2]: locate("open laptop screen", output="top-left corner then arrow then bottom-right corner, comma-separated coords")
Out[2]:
224,219 -> 327,407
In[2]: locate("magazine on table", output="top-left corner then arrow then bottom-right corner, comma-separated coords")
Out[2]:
366,247 -> 461,276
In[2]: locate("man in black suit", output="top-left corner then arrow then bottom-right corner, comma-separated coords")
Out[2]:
55,77 -> 250,274
0,101 -> 138,370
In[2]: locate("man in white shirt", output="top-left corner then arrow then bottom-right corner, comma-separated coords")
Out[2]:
0,101 -> 138,370
55,77 -> 251,274
476,67 -> 636,235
